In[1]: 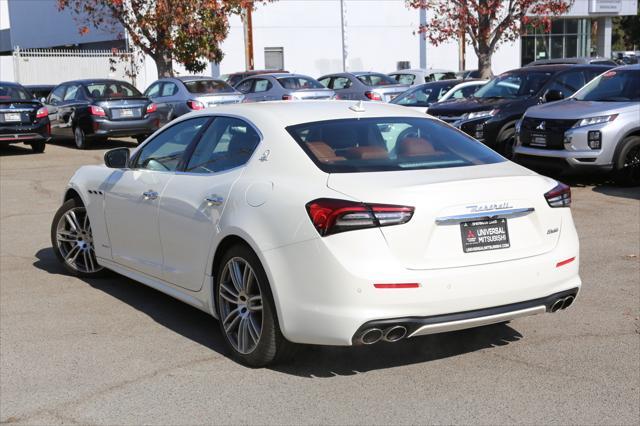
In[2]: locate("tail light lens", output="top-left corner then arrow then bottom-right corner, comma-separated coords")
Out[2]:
306,198 -> 414,236
187,100 -> 205,110
545,182 -> 571,207
36,107 -> 48,119
89,105 -> 106,117
365,91 -> 383,101
146,103 -> 157,113
282,94 -> 294,100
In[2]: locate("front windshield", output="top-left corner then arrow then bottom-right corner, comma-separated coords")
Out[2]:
287,117 -> 504,173
391,83 -> 455,107
0,84 -> 32,101
84,81 -> 143,99
474,71 -> 553,99
573,69 -> 640,102
357,73 -> 398,87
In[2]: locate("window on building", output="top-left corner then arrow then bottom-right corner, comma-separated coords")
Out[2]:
265,47 -> 284,70
521,18 -> 592,66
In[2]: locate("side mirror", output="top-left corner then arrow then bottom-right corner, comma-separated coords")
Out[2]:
544,90 -> 564,103
40,97 -> 47,103
104,147 -> 130,169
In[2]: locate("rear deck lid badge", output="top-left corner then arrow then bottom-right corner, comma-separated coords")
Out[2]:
467,202 -> 513,213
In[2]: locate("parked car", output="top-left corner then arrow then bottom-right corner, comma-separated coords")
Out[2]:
514,65 -> 640,186
25,84 -> 55,102
456,70 -> 481,80
144,76 -> 243,123
220,69 -> 289,87
318,72 -> 409,102
527,57 -> 617,67
50,101 -> 580,367
0,81 -> 50,153
46,79 -> 160,149
234,73 -> 334,102
389,79 -> 463,113
388,68 -> 457,86
427,64 -> 613,156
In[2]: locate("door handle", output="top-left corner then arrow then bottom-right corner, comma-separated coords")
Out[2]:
143,190 -> 158,200
205,195 -> 224,206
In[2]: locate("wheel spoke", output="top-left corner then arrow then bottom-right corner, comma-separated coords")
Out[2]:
64,244 -> 81,263
248,295 -> 262,312
57,231 -> 77,243
64,212 -> 81,231
83,213 -> 90,232
223,307 -> 241,333
220,281 -> 239,301
229,260 -> 243,293
86,250 -> 96,271
247,315 -> 260,344
243,266 -> 254,293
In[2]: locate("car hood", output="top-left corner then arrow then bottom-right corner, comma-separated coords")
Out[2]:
525,99 -> 639,119
427,97 -> 524,115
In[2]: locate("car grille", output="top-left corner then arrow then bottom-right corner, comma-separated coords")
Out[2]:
110,107 -> 144,120
520,118 -> 577,150
435,114 -> 463,123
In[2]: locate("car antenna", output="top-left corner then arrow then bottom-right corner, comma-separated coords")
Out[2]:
349,100 -> 365,112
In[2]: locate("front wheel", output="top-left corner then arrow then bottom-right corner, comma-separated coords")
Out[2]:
498,127 -> 516,159
216,244 -> 295,367
614,136 -> 640,186
30,140 -> 45,153
51,198 -> 104,277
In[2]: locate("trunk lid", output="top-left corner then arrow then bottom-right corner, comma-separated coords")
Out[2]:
97,98 -> 149,121
291,89 -> 335,100
327,162 -> 562,270
0,100 -> 40,127
372,85 -> 410,102
195,93 -> 245,106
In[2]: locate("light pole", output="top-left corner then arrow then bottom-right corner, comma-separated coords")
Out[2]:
340,0 -> 347,72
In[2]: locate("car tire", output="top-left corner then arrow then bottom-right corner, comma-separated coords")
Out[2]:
30,141 -> 45,153
498,127 -> 516,159
215,244 -> 296,367
51,197 -> 105,278
74,126 -> 87,150
614,136 -> 640,186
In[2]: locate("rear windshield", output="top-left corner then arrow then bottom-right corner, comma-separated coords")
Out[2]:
573,69 -> 640,102
357,73 -> 398,87
277,76 -> 324,90
391,83 -> 456,107
184,79 -> 234,94
0,84 -> 32,101
286,117 -> 504,173
84,81 -> 142,99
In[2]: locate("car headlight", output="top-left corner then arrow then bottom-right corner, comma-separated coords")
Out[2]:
572,114 -> 618,128
464,109 -> 499,120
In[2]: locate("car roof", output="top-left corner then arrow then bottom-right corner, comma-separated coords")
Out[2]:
173,76 -> 224,82
58,79 -> 132,85
391,68 -> 455,74
411,79 -> 463,89
0,81 -> 25,87
528,56 -> 614,66
505,64 -> 611,74
24,84 -> 55,88
614,64 -> 640,70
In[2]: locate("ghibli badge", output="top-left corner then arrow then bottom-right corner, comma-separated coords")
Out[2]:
466,202 -> 514,213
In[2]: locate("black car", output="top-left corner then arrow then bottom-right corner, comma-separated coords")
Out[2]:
25,85 -> 55,102
46,79 -> 160,149
427,64 -> 613,156
0,81 -> 50,153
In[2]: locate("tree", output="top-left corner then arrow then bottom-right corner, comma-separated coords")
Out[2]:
613,2 -> 640,51
407,0 -> 574,78
57,0 -> 269,77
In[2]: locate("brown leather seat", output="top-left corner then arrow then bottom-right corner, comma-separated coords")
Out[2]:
307,142 -> 346,163
397,137 -> 441,157
343,146 -> 389,160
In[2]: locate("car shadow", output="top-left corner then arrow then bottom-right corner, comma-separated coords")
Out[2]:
33,247 -> 524,376
0,144 -> 40,156
50,137 -> 138,150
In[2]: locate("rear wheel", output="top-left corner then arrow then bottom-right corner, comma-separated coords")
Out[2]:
614,136 -> 640,186
498,127 -> 516,159
216,244 -> 294,367
29,140 -> 45,153
51,198 -> 104,277
74,126 -> 87,149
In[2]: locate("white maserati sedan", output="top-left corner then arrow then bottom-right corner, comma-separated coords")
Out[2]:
50,101 -> 580,366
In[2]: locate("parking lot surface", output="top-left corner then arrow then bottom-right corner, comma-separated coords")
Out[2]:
1,141 -> 639,425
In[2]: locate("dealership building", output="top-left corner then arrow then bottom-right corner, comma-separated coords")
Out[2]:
0,0 -> 638,89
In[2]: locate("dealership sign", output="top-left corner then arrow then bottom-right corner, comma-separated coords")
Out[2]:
589,0 -> 622,13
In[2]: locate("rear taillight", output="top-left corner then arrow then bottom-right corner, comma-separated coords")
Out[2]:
187,100 -> 205,110
306,198 -> 414,236
544,182 -> 571,208
365,91 -> 383,101
36,107 -> 48,119
89,105 -> 106,117
146,103 -> 157,113
282,94 -> 294,100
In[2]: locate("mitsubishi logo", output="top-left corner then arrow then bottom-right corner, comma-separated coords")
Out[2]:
536,121 -> 546,131
8,104 -> 15,109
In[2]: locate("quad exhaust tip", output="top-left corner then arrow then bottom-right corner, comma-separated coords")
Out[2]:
383,325 -> 407,342
551,295 -> 576,312
360,328 -> 383,345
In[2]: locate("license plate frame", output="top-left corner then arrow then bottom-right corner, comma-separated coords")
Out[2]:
460,218 -> 510,253
119,108 -> 134,118
4,112 -> 21,122
530,132 -> 547,147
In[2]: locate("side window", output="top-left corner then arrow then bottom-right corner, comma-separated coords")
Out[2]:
546,71 -> 586,98
253,79 -> 271,93
48,85 -> 66,105
396,74 -> 415,85
161,82 -> 178,97
451,88 -> 466,99
63,85 -> 80,101
186,117 -> 260,174
145,82 -> 162,98
134,117 -> 209,172
388,74 -> 400,82
332,77 -> 351,90
236,79 -> 253,94
318,77 -> 331,88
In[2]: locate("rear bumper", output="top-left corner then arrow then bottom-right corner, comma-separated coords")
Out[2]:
0,123 -> 50,145
91,114 -> 160,137
263,215 -> 581,346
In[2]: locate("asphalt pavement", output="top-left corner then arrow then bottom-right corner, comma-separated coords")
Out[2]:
1,139 -> 638,425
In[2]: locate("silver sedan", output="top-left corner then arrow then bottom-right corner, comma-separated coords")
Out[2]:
234,73 -> 334,102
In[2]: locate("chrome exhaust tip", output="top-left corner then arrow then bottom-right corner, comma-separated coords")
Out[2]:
360,328 -> 383,345
383,325 -> 407,342
561,295 -> 575,310
550,299 -> 564,313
